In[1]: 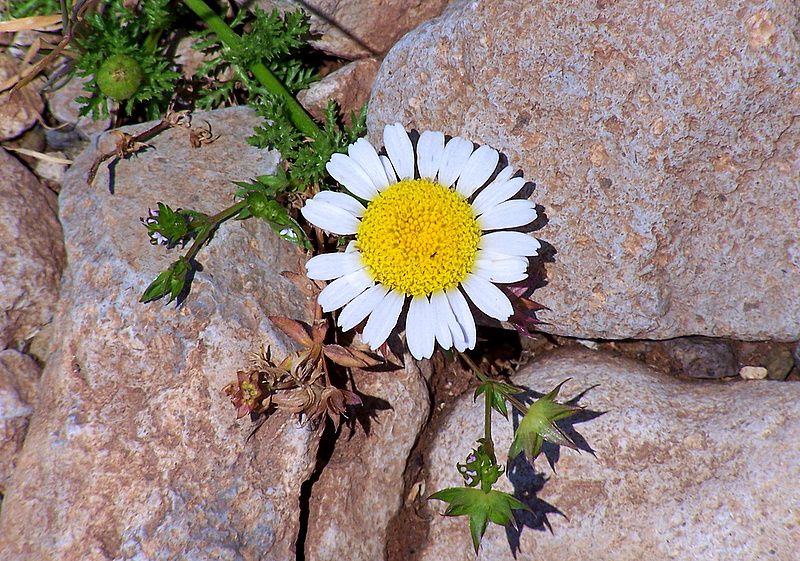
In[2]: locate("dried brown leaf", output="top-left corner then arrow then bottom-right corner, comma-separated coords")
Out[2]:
323,344 -> 383,368
269,316 -> 313,346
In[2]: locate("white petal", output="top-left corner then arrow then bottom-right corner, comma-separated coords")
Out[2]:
471,176 -> 526,216
362,290 -> 405,349
478,200 -> 538,231
306,251 -> 364,281
437,137 -> 474,188
456,145 -> 500,198
416,130 -> 445,181
338,284 -> 389,331
326,153 -> 379,200
301,199 -> 360,235
445,288 -> 477,350
406,295 -> 436,360
478,231 -> 540,256
317,269 -> 373,312
460,274 -> 514,321
348,138 -> 390,191
313,190 -> 366,217
380,155 -> 397,186
429,290 -> 455,350
383,123 -> 415,180
473,252 -> 529,284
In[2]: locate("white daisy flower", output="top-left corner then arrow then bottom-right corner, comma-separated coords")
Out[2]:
301,123 -> 541,360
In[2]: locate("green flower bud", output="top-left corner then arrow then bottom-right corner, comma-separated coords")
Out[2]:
96,54 -> 143,101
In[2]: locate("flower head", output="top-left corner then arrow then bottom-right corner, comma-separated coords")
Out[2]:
301,123 -> 540,360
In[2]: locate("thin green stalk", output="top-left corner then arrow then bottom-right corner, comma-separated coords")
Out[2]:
184,200 -> 248,262
181,0 -> 321,139
458,351 -> 528,416
482,383 -> 495,466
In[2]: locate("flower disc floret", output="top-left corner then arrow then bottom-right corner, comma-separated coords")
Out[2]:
357,179 -> 480,296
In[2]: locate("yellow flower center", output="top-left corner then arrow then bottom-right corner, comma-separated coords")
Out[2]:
357,179 -> 480,296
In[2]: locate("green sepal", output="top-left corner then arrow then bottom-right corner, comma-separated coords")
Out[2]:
429,487 -> 529,553
140,257 -> 191,303
508,379 -> 583,462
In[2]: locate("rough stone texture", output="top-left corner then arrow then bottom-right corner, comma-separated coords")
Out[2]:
0,54 -> 44,141
305,357 -> 431,561
0,147 -> 66,349
422,349 -> 800,561
0,107 -> 321,561
368,0 -> 800,341
298,58 -> 380,123
0,349 -> 41,493
659,336 -> 738,379
45,75 -> 112,141
246,0 -> 449,59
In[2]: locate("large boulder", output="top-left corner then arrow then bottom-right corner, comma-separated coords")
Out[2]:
421,349 -> 800,560
368,0 -> 800,341
0,107 -> 320,561
0,148 -> 65,349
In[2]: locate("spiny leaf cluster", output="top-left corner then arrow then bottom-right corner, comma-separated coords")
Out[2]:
73,0 -> 180,119
249,99 -> 367,189
192,7 -> 317,110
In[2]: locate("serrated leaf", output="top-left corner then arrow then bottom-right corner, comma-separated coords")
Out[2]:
508,379 -> 582,462
429,487 -> 529,553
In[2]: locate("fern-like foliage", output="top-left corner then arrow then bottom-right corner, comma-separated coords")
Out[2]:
249,97 -> 368,190
191,7 -> 318,111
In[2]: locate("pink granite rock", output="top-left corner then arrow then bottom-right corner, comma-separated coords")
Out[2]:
298,58 -> 380,123
421,349 -> 800,561
0,148 -> 65,348
368,0 -> 800,341
305,357 -> 431,561
245,0 -> 449,59
0,107 -> 321,561
0,350 -> 40,493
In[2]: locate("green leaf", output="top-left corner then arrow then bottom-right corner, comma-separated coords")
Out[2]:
429,487 -> 529,553
508,380 -> 583,462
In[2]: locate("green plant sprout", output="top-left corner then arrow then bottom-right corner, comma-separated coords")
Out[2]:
430,353 -> 583,552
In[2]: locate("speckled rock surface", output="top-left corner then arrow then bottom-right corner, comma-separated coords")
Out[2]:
246,0 -> 449,59
305,357 -> 431,561
0,107 -> 320,561
421,349 -> 800,561
0,350 -> 40,493
298,58 -> 380,123
0,148 -> 65,348
368,0 -> 800,341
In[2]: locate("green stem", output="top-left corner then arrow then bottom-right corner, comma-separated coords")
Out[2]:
143,29 -> 163,54
184,200 -> 248,263
483,383 -> 495,465
181,0 -> 321,139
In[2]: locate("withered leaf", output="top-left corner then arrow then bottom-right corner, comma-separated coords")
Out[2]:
269,316 -> 313,346
323,344 -> 383,368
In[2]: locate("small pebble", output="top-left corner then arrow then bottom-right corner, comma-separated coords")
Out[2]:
739,366 -> 768,380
